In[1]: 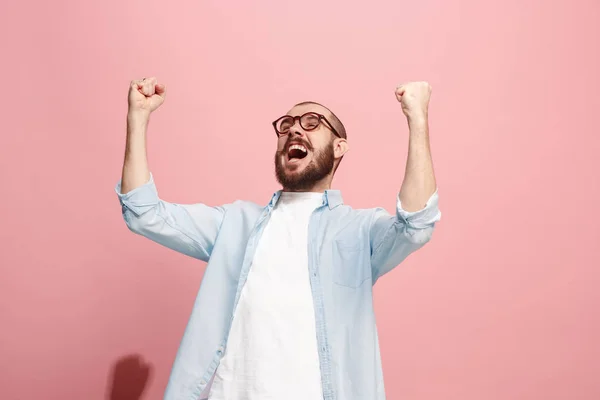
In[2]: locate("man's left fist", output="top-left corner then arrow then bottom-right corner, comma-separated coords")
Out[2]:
395,81 -> 432,120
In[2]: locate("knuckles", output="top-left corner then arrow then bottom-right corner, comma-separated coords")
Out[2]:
396,81 -> 432,96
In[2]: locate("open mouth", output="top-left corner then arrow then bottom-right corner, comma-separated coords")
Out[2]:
287,144 -> 309,162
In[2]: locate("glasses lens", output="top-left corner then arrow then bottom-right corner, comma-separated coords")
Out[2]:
277,116 -> 294,134
301,113 -> 320,130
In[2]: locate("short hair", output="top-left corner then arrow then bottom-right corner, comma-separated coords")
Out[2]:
294,101 -> 347,174
294,101 -> 347,139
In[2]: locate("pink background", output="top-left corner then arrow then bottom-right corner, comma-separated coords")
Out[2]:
1,0 -> 599,399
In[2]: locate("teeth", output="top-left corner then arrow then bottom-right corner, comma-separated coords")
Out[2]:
289,144 -> 307,153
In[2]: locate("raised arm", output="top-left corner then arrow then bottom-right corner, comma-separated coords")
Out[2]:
116,77 -> 225,262
370,81 -> 441,282
120,77 -> 165,194
396,81 -> 437,211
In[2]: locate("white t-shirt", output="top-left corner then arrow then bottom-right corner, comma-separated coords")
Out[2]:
207,191 -> 324,400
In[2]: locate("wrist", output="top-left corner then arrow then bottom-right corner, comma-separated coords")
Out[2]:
406,112 -> 428,129
127,110 -> 150,136
128,109 -> 150,123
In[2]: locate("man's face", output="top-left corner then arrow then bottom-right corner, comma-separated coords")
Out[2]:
274,104 -> 343,191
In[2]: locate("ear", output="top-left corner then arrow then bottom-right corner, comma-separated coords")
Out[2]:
334,138 -> 349,159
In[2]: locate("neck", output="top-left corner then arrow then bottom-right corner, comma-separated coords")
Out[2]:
282,176 -> 332,193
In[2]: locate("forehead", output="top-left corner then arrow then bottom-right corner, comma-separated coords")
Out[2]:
286,103 -> 331,118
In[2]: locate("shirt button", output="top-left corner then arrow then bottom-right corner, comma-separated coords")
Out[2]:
200,380 -> 206,385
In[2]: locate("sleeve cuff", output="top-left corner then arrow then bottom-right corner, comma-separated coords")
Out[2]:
114,173 -> 160,216
396,188 -> 441,229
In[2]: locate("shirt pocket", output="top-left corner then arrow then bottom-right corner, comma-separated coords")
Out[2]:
332,239 -> 370,288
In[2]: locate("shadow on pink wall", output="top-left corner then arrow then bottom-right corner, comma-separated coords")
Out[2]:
106,354 -> 153,400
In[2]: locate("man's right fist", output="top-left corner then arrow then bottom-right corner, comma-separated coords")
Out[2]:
128,77 -> 166,115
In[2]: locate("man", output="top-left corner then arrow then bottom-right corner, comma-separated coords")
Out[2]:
116,77 -> 441,400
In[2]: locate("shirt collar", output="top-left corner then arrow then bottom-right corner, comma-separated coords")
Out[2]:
267,189 -> 344,210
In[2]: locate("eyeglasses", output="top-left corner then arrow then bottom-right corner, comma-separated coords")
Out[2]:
272,112 -> 340,138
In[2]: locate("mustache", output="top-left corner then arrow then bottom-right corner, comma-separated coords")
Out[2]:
285,138 -> 312,151
276,140 -> 312,157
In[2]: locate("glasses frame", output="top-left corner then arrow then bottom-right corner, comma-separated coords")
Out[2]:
272,112 -> 341,138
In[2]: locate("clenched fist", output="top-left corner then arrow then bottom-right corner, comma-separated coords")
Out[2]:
128,77 -> 166,116
395,81 -> 431,121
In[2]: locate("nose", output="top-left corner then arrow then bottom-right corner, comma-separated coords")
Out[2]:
288,121 -> 306,137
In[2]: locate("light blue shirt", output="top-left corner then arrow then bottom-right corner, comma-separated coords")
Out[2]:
115,173 -> 441,400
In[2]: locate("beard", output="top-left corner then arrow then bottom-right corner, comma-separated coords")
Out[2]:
274,141 -> 335,191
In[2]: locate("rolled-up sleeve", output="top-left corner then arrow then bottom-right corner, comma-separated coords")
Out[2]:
370,189 -> 441,283
115,173 -> 226,262
116,173 -> 161,217
397,189 -> 441,233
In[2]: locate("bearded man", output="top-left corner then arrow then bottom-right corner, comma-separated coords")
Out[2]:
116,77 -> 441,400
